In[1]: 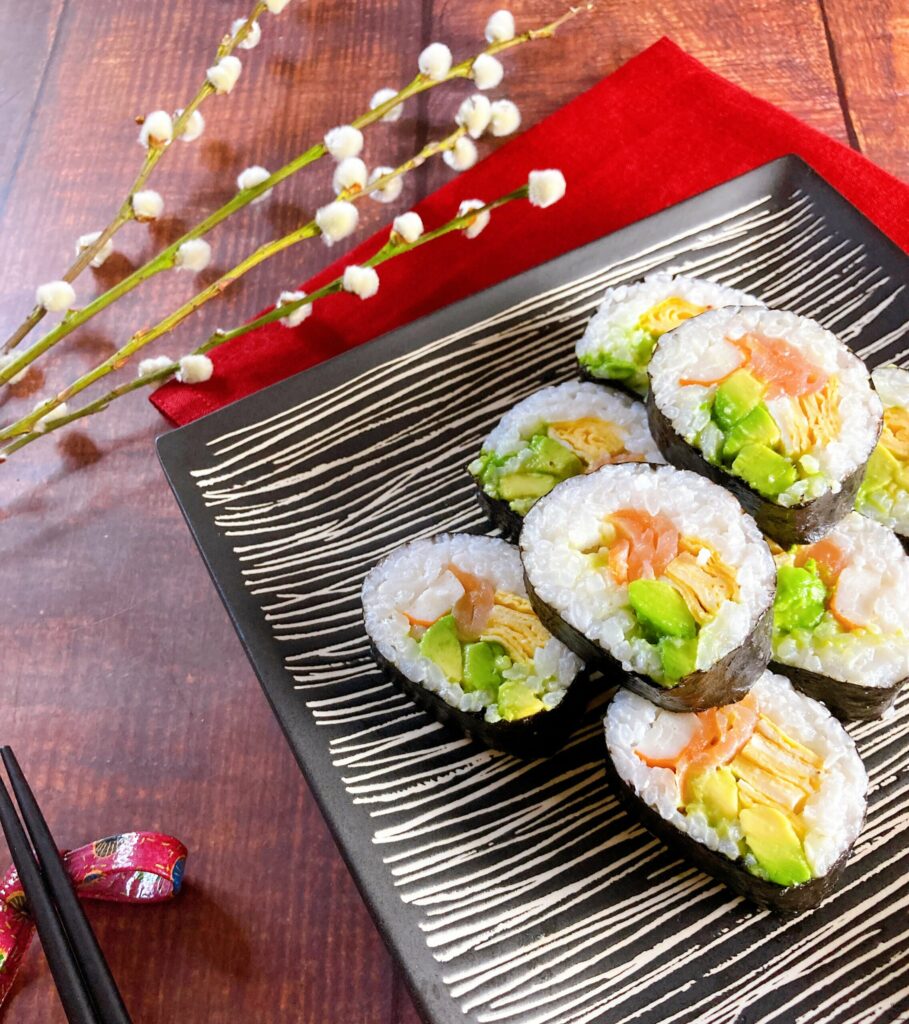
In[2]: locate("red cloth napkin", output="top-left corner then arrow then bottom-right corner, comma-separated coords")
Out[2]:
152,37 -> 909,425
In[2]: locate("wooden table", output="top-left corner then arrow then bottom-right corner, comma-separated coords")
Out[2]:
0,1 -> 905,1020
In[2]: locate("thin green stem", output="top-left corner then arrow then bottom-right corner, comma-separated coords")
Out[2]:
0,4 -> 587,384
0,189 -> 527,461
2,1 -> 269,356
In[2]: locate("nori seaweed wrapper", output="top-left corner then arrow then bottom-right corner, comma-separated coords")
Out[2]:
368,641 -> 593,759
577,363 -> 645,402
524,574 -> 772,713
603,734 -> 860,914
771,660 -> 906,721
646,392 -> 872,547
474,484 -> 523,543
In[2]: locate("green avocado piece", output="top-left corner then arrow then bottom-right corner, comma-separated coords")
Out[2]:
659,635 -> 699,680
497,681 -> 546,721
463,641 -> 505,694
497,471 -> 558,501
721,404 -> 781,460
628,580 -> 697,640
687,766 -> 739,828
712,370 -> 765,431
524,434 -> 585,478
731,443 -> 798,498
740,805 -> 812,887
419,614 -> 462,683
774,562 -> 827,633
861,443 -> 901,493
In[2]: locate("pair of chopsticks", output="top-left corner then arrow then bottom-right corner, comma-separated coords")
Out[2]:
0,747 -> 131,1023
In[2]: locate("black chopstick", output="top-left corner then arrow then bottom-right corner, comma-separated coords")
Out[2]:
0,747 -> 132,1024
0,767 -> 100,1023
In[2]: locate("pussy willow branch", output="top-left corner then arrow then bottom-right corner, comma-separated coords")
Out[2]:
2,1 -> 268,355
0,4 -> 589,388
0,126 -> 468,442
0,189 -> 526,461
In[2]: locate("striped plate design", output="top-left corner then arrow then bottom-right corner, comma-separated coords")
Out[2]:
159,157 -> 909,1024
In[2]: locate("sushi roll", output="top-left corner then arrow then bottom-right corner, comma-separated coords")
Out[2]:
468,381 -> 664,541
361,533 -> 587,757
771,511 -> 909,719
647,307 -> 883,546
603,670 -> 867,913
855,364 -> 909,548
520,463 -> 776,712
575,273 -> 763,396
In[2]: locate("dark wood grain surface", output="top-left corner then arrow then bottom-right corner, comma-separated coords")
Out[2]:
0,1 -> 905,1020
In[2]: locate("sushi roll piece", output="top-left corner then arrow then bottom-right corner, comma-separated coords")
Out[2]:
468,381 -> 664,541
575,273 -> 763,396
361,533 -> 587,757
855,364 -> 909,549
603,670 -> 867,913
771,511 -> 909,719
520,463 -> 776,712
647,307 -> 883,546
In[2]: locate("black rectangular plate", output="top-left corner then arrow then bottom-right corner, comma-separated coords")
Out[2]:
158,156 -> 909,1024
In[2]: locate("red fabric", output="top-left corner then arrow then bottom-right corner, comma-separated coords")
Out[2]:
152,37 -> 909,425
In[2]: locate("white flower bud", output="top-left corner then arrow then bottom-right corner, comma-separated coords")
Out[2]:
324,125 -> 364,161
368,167 -> 403,204
528,169 -> 566,209
456,95 -> 492,138
471,53 -> 504,91
236,165 -> 272,203
132,189 -> 164,221
342,265 -> 380,300
418,42 -> 452,81
489,98 -> 520,136
207,55 -> 242,94
137,355 -> 175,379
175,108 -> 205,142
370,88 -> 403,122
175,239 -> 213,272
35,280 -> 76,312
458,199 -> 490,239
232,17 -> 262,48
266,0 -> 293,11
315,200 -> 359,245
138,110 -> 174,148
391,211 -> 423,244
485,10 -> 515,43
76,231 -> 114,268
443,136 -> 478,172
332,157 -> 368,195
277,290 -> 312,328
177,354 -> 214,383
0,353 -> 27,385
33,401 -> 69,432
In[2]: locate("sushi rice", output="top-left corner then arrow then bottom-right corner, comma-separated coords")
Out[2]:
520,464 -> 775,687
855,364 -> 909,537
773,511 -> 909,689
604,670 -> 867,885
648,307 -> 882,508
469,381 -> 664,516
576,273 -> 763,395
361,534 -> 582,724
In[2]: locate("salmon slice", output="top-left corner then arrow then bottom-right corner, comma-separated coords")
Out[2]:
448,563 -> 495,640
673,693 -> 759,800
606,509 -> 679,584
794,536 -> 848,589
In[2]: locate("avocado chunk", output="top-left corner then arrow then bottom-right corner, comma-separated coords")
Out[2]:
712,370 -> 765,431
740,805 -> 812,887
687,766 -> 739,828
462,641 -> 505,695
659,635 -> 699,681
731,443 -> 798,498
524,434 -> 585,478
858,444 -> 902,503
497,681 -> 546,721
419,614 -> 462,683
774,561 -> 827,632
497,471 -> 558,501
721,404 -> 781,460
628,580 -> 697,641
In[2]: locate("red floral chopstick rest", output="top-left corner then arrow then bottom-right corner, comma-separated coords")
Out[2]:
0,831 -> 186,1008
